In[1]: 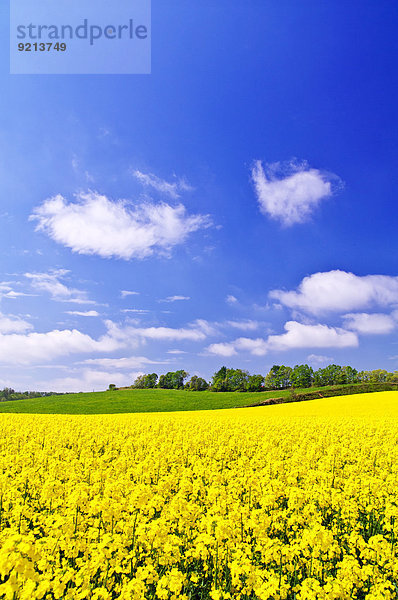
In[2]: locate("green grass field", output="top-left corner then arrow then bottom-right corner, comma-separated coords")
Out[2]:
0,387 -> 296,414
0,383 -> 393,415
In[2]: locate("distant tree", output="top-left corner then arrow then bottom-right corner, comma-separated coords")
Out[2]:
340,366 -> 358,384
133,373 -> 158,389
0,387 -> 15,400
358,369 -> 397,384
0,388 -> 62,402
108,384 -> 117,391
227,369 -> 250,391
158,370 -> 188,390
313,367 -> 325,386
312,364 -> 360,387
358,370 -> 370,383
185,375 -> 209,391
247,374 -> 265,392
265,365 -> 292,389
158,373 -> 171,389
133,375 -> 146,389
264,365 -> 280,389
144,373 -> 158,388
313,364 -> 342,386
368,369 -> 390,383
211,367 -> 250,391
291,364 -> 314,389
211,366 -> 228,391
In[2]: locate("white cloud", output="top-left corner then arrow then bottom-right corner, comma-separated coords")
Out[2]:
99,318 -> 214,346
0,283 -> 15,295
130,325 -> 206,342
71,155 -> 79,171
0,313 -> 33,334
120,290 -> 140,298
206,321 -> 357,357
30,192 -> 211,260
234,337 -> 269,355
25,270 -> 94,304
0,308 -> 212,367
3,291 -> 35,299
342,312 -> 396,335
225,320 -> 259,331
0,317 -> 208,368
307,354 -> 334,364
65,310 -> 99,317
81,356 -> 168,369
270,270 -> 398,314
226,295 -> 238,305
251,160 -> 336,226
207,337 -> 268,357
121,309 -> 149,314
43,369 -> 142,393
132,170 -> 193,199
0,326 -> 121,366
167,349 -> 187,355
192,319 -> 217,336
206,342 -> 238,357
160,295 -> 190,303
0,281 -> 36,300
267,321 -> 358,351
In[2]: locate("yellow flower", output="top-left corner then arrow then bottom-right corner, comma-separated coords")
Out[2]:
0,391 -> 397,599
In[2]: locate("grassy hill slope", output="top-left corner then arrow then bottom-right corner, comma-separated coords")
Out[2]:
0,382 -> 396,415
0,387 -> 296,414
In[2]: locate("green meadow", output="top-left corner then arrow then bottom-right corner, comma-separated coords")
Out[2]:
0,383 -> 391,415
0,388 -> 288,414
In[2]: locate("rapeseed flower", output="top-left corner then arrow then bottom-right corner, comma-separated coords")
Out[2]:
0,391 -> 397,598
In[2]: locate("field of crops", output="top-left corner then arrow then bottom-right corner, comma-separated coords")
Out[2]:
0,392 -> 398,599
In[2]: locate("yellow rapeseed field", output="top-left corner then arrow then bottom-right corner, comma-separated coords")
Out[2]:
0,391 -> 398,600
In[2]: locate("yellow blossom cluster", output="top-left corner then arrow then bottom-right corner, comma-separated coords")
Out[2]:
0,391 -> 398,599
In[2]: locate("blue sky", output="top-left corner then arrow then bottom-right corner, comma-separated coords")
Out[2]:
1,1 -> 398,391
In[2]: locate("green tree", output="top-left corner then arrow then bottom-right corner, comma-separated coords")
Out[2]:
313,366 -> 328,386
211,368 -> 250,391
185,376 -> 209,391
358,370 -> 370,383
158,370 -> 188,390
227,369 -> 250,391
247,374 -> 265,392
265,365 -> 292,389
211,366 -> 228,391
314,364 -> 346,386
133,373 -> 158,389
368,369 -> 390,383
291,364 -> 314,389
339,366 -> 359,385
264,365 -> 280,389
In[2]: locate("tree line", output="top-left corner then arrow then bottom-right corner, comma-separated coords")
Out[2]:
0,388 -> 60,402
124,364 -> 398,393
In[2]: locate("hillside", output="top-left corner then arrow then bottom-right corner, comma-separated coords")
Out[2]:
0,382 -> 396,414
0,388 -> 288,414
